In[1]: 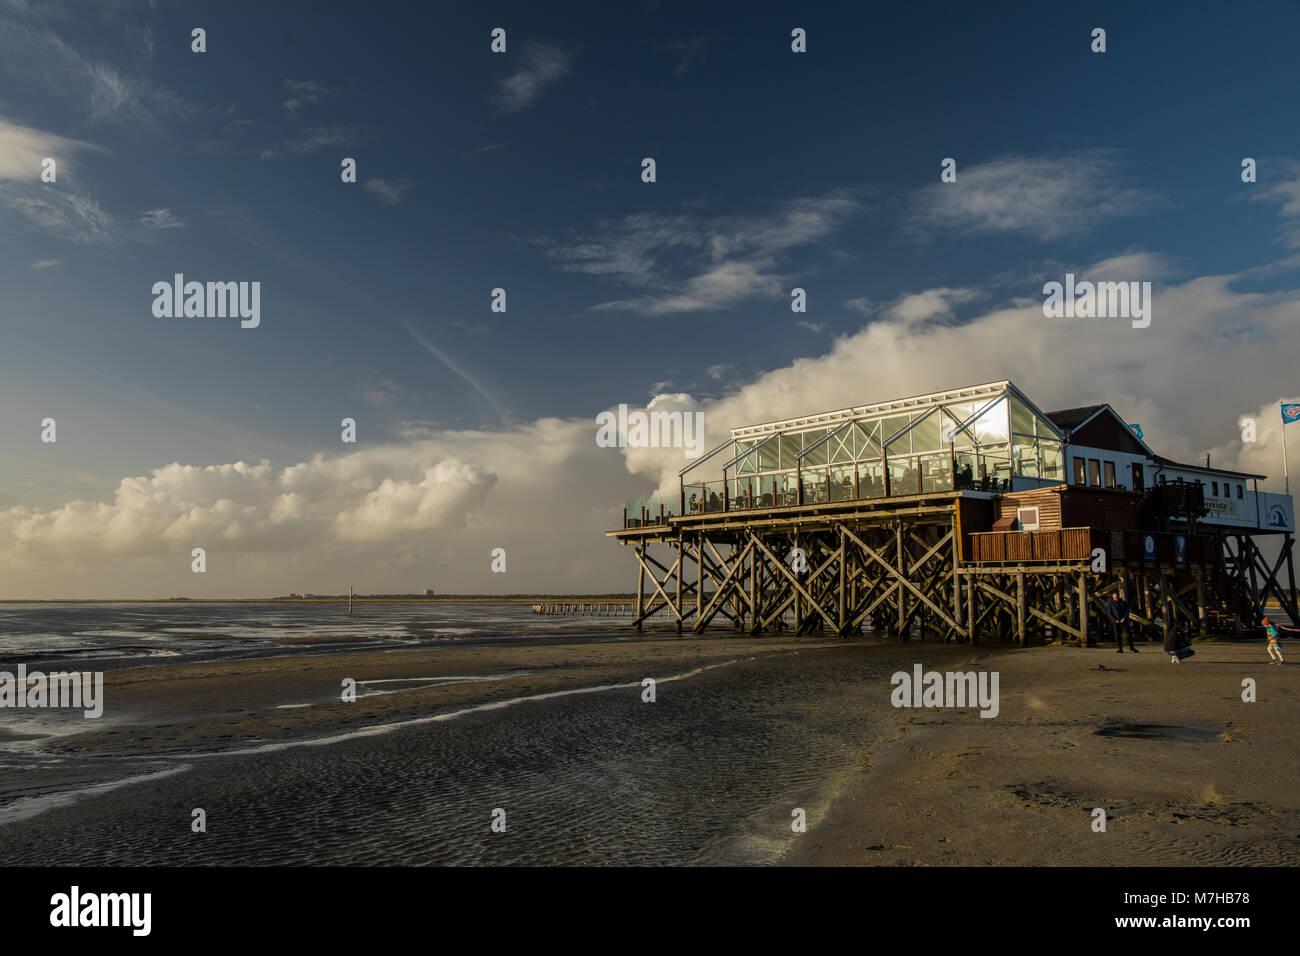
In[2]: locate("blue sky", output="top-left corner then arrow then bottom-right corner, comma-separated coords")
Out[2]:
1,0 -> 1299,596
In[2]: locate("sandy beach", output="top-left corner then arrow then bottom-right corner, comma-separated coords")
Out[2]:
1,629 -> 1295,865
785,640 -> 1300,867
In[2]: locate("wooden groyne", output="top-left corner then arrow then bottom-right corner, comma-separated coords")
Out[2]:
531,601 -> 635,617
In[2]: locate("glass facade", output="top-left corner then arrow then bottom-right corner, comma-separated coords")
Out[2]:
664,385 -> 1067,523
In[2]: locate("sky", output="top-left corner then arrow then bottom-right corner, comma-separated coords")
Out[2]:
1,0 -> 1299,598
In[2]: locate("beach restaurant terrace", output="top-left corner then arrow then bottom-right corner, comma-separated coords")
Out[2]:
625,381 -> 1066,527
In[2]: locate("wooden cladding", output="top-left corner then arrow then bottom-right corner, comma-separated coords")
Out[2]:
972,527 -> 1215,566
972,527 -> 1093,563
988,483 -> 1139,533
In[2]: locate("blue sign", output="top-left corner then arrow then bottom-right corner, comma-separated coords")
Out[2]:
1174,535 -> 1187,563
1143,534 -> 1157,561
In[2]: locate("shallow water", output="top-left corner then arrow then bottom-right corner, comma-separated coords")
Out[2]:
0,641 -> 949,866
0,601 -> 637,669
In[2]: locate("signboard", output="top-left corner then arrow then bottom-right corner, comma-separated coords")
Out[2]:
1174,535 -> 1187,564
1142,534 -> 1157,561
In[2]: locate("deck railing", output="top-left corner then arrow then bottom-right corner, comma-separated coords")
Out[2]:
626,451 -> 1060,528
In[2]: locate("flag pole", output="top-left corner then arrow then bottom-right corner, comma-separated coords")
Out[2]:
1284,420 -> 1290,495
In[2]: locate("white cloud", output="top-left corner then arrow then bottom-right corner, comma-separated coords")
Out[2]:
842,297 -> 878,316
283,78 -> 331,116
28,258 -> 59,268
497,43 -> 570,111
908,151 -> 1156,240
884,287 -> 981,325
259,126 -> 352,160
6,252 -> 1300,596
362,178 -> 412,206
1251,159 -> 1300,248
0,16 -> 191,125
542,192 -> 862,314
0,116 -> 93,181
138,207 -> 183,230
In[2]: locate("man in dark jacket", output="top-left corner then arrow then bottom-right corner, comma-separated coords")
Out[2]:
1108,591 -> 1138,653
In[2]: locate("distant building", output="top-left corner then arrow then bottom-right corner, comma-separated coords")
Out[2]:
423,588 -> 436,597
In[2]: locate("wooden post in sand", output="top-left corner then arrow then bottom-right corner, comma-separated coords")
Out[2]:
1195,574 -> 1207,635
348,586 -> 353,616
635,546 -> 645,631
1077,572 -> 1090,646
967,573 -> 978,645
676,536 -> 684,634
1016,571 -> 1027,647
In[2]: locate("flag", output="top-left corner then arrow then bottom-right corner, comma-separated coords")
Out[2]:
1128,423 -> 1143,439
1283,404 -> 1300,425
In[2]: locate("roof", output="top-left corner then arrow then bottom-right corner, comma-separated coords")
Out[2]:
1151,456 -> 1267,481
1045,405 -> 1107,431
730,379 -> 1014,439
1047,402 -> 1160,458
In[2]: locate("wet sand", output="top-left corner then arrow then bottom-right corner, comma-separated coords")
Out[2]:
785,640 -> 1300,866
1,633 -> 1294,865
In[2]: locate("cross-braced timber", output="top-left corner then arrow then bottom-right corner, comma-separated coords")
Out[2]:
612,491 -> 1297,644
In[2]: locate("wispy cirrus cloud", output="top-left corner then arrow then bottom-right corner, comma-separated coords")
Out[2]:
908,151 -> 1157,241
496,42 -> 570,111
362,178 -> 412,206
0,119 -> 185,242
283,78 -> 331,116
28,258 -> 59,268
258,125 -> 352,159
660,35 -> 714,75
537,191 -> 863,314
138,207 -> 183,230
0,115 -> 95,180
1250,158 -> 1300,248
0,14 -> 192,125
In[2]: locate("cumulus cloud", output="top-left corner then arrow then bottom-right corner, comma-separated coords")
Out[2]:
6,251 -> 1300,597
0,452 -> 497,565
615,254 -> 1300,502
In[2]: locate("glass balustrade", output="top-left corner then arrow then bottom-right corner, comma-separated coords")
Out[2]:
628,450 -> 1044,526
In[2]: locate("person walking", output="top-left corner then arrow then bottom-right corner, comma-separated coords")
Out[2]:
1108,591 -> 1138,653
1262,617 -> 1296,665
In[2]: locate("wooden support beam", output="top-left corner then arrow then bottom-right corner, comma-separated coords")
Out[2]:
1016,571 -> 1027,647
843,526 -> 967,638
1078,572 -> 1090,646
635,546 -> 645,631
